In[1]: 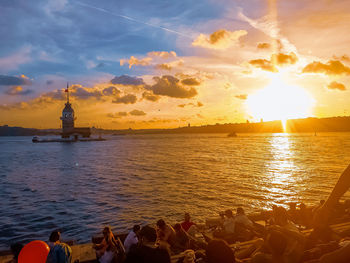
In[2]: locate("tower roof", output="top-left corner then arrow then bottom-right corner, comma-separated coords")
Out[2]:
62,102 -> 74,113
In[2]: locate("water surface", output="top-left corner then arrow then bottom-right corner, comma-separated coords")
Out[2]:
1,133 -> 350,249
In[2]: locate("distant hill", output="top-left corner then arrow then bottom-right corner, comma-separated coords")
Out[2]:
1,116 -> 350,136
0,125 -> 60,136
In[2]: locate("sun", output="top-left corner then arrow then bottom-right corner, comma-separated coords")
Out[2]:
246,74 -> 314,129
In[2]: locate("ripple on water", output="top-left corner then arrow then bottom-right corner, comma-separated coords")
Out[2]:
1,133 -> 350,249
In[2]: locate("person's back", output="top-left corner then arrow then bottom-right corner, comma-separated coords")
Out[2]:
46,231 -> 72,263
46,243 -> 72,263
124,225 -> 140,253
127,245 -> 170,263
235,207 -> 253,227
126,225 -> 170,263
205,239 -> 235,263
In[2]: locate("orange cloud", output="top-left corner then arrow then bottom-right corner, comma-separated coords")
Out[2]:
155,63 -> 172,71
112,94 -> 137,104
235,94 -> 248,100
327,81 -> 346,91
147,51 -> 176,58
107,112 -> 128,118
142,91 -> 160,102
257,42 -> 271,49
129,109 -> 146,116
192,29 -> 247,50
249,59 -> 278,72
249,52 -> 298,72
181,77 -> 201,86
302,60 -> 350,75
333,55 -> 350,63
271,52 -> 298,65
120,56 -> 152,68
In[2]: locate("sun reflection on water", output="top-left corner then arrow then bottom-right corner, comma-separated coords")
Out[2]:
264,134 -> 298,208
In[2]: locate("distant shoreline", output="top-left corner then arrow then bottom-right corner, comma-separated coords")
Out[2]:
2,116 -> 350,136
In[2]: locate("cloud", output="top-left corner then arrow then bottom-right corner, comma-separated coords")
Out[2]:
271,52 -> 298,65
129,109 -> 146,116
5,86 -> 33,96
146,75 -> 198,99
154,59 -> 184,71
120,56 -> 152,68
327,81 -> 346,91
178,101 -> 203,108
302,60 -> 350,75
112,94 -> 137,104
238,11 -> 296,53
235,94 -> 247,100
249,59 -> 278,72
181,78 -> 201,86
142,91 -> 160,102
71,85 -> 103,99
155,63 -> 172,71
46,80 -> 54,85
0,46 -> 32,72
147,51 -> 177,58
192,29 -> 247,50
257,43 -> 271,49
249,52 -> 298,72
333,55 -> 350,63
102,86 -> 121,96
110,75 -> 145,86
0,75 -> 32,86
107,112 -> 128,118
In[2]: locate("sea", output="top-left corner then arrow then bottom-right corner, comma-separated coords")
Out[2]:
1,133 -> 350,249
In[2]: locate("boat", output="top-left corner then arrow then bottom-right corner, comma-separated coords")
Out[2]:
227,132 -> 237,137
32,136 -> 106,143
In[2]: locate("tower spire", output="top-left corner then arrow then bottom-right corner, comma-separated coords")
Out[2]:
66,82 -> 69,104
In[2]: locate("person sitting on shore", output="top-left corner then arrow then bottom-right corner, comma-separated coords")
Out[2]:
124,225 -> 140,254
213,209 -> 236,243
251,229 -> 288,263
93,226 -> 125,263
173,223 -> 190,254
125,225 -> 171,263
234,207 -> 257,241
298,203 -> 313,228
156,219 -> 176,251
287,203 -> 298,223
235,207 -> 253,227
6,243 -> 23,263
205,239 -> 236,263
46,230 -> 72,263
181,213 -> 196,233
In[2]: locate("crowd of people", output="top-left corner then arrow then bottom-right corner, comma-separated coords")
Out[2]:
5,164 -> 350,263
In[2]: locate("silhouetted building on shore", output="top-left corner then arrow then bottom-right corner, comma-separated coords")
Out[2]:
60,84 -> 91,139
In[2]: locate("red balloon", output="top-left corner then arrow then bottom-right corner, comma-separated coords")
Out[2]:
18,240 -> 50,263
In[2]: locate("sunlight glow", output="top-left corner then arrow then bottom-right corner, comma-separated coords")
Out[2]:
246,75 -> 314,128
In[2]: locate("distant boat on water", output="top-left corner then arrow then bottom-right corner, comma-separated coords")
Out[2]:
32,136 -> 106,143
227,132 -> 237,137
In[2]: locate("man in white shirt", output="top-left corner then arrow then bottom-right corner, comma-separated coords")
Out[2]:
124,225 -> 140,253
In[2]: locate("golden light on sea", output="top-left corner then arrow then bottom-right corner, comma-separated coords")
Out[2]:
246,74 -> 315,130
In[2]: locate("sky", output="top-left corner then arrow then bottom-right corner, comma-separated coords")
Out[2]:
0,0 -> 350,129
